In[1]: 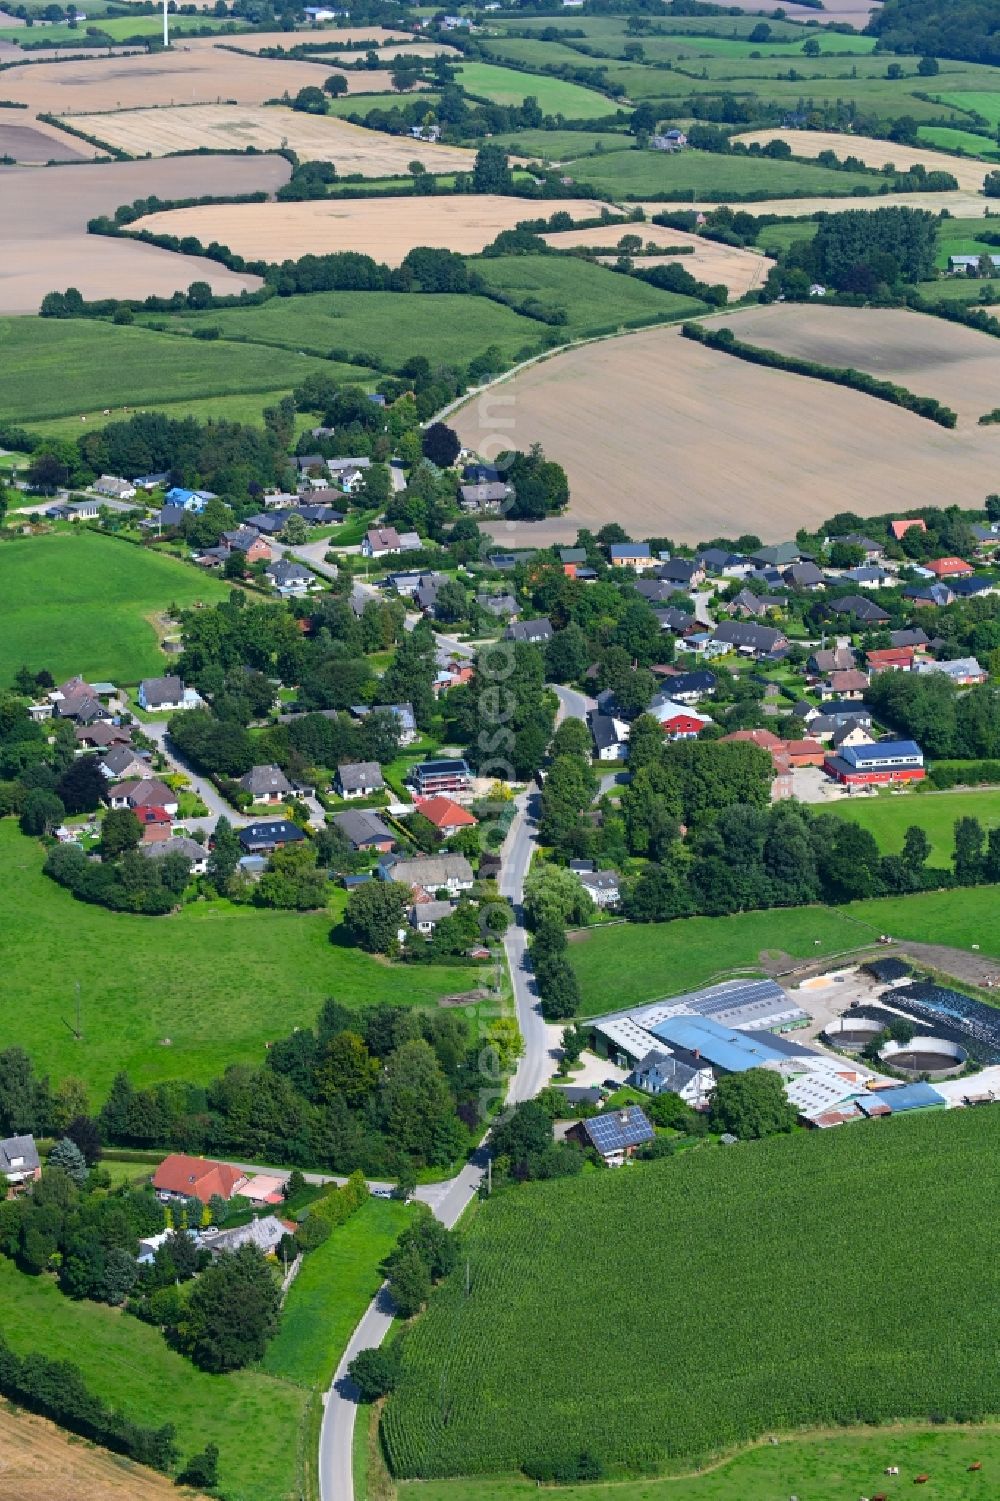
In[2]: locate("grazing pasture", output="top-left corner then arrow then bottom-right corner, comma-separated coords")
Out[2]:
721,304 -> 1000,425
467,254 -> 706,338
0,818 -> 483,1095
454,60 -> 614,118
562,145 -> 880,199
129,194 -> 620,263
824,789 -> 1000,867
400,1427 -> 1000,1501
542,222 -> 769,298
0,317 -> 331,422
383,1108 -> 1000,1477
0,154 -> 288,313
0,530 -> 231,685
459,319 -> 1000,544
734,128 -> 993,192
71,101 -> 479,171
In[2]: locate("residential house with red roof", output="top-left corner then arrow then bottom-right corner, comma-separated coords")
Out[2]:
152,1154 -> 247,1204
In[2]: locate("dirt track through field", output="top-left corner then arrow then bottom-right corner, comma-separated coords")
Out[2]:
734,128 -> 992,192
543,222 -> 769,298
0,153 -> 289,312
459,319 -> 1000,546
0,1406 -> 206,1501
73,102 -> 478,173
131,193 -> 621,262
721,303 -> 1000,423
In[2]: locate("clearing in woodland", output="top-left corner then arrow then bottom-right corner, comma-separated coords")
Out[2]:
383,1109 -> 1000,1478
129,194 -> 621,263
733,128 -> 994,193
73,102 -> 480,172
459,320 -> 1000,545
721,304 -> 1000,425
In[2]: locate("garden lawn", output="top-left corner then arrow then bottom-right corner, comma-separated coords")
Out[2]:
0,1256 -> 307,1501
562,147 -> 884,199
399,1425 -> 1000,1501
824,788 -> 1000,864
135,290 -> 550,369
0,819 -> 483,1098
569,887 -> 1000,1014
263,1196 -> 411,1388
0,317 -> 333,424
383,1109 -> 1000,1477
465,255 -> 707,338
454,62 -> 615,119
0,530 -> 231,684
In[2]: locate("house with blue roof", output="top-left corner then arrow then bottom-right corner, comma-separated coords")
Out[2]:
164,487 -> 216,513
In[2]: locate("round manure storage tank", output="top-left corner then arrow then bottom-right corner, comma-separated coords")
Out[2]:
823,1016 -> 884,1052
879,1036 -> 967,1078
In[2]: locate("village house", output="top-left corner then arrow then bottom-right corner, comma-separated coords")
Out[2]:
608,542 -> 653,570
889,518 -> 927,541
240,764 -> 293,805
333,808 -> 396,852
808,645 -> 856,676
711,621 -> 788,658
722,728 -> 792,800
416,795 -> 477,836
93,474 -> 137,501
731,588 -> 784,620
926,557 -> 974,579
824,739 -> 925,787
867,646 -> 916,673
384,853 -> 474,895
649,695 -> 713,741
434,663 -> 475,697
237,820 -> 307,855
140,836 -> 209,875
152,1154 -> 246,1204
76,721 -> 132,752
568,1106 -> 654,1166
107,777 -> 178,817
505,617 -> 554,644
904,581 -> 954,608
915,656 -> 987,686
410,759 -> 472,796
138,675 -> 190,713
821,669 -> 869,700
266,558 -> 318,597
459,481 -> 510,512
362,526 -> 404,559
137,806 -> 173,843
99,744 -> 153,782
630,1050 -> 714,1107
408,899 -> 456,935
591,712 -> 628,761
1,1135 -> 41,1197
657,557 -> 705,588
577,868 -> 621,908
335,761 -> 385,799
828,595 -> 890,625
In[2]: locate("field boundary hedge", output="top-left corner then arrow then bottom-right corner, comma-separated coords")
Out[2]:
681,320 -> 958,427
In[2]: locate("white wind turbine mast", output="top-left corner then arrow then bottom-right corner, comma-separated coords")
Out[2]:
163,0 -> 169,48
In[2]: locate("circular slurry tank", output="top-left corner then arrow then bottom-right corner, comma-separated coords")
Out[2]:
823,1016 -> 885,1053
879,1036 -> 968,1079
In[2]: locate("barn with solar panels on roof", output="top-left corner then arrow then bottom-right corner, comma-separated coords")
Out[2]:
568,1106 -> 654,1166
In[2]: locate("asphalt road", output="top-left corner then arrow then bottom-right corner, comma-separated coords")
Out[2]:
317,682 -> 595,1501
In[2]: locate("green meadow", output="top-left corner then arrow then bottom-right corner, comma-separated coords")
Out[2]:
562,146 -> 879,199
824,788 -> 1000,866
455,61 -> 615,119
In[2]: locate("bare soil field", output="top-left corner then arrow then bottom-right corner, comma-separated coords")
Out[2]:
0,117 -> 93,161
712,0 -> 879,19
735,128 -> 991,192
634,190 -> 990,220
0,45 -> 341,113
131,193 -> 619,262
543,222 -> 769,298
459,320 -> 1000,546
73,102 -> 478,173
722,302 -> 1000,423
0,1405 -> 205,1501
0,154 -> 288,313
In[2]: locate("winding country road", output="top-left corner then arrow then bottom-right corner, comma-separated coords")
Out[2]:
317,682 -> 591,1501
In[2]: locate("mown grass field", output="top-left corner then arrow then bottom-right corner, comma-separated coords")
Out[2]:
399,1427 -> 1000,1501
0,530 -> 231,684
0,1254 -> 307,1501
454,61 -> 615,119
466,255 -> 706,337
0,317 -> 332,424
136,290 -> 550,368
0,819 -> 482,1097
934,91 -> 1000,128
824,789 -> 1000,863
384,1109 -> 1000,1478
487,128 -> 634,159
264,1197 -> 411,1389
325,89 -> 440,117
562,146 -> 879,199
919,125 -> 1000,160
569,886 -> 1000,1013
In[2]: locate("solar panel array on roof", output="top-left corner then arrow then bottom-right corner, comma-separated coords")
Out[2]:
630,978 -> 808,1034
582,1107 -> 654,1155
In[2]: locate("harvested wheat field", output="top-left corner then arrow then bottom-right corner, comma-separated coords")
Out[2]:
0,154 -> 288,312
706,0 -> 877,17
634,190 -> 989,221
0,1406 -> 206,1501
0,45 -> 342,114
543,222 -> 769,298
458,321 -> 1000,546
180,26 -> 413,46
73,102 -> 478,173
299,40 -> 459,63
735,128 -> 992,192
0,117 -> 95,162
131,194 -> 620,262
722,302 -> 1000,424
